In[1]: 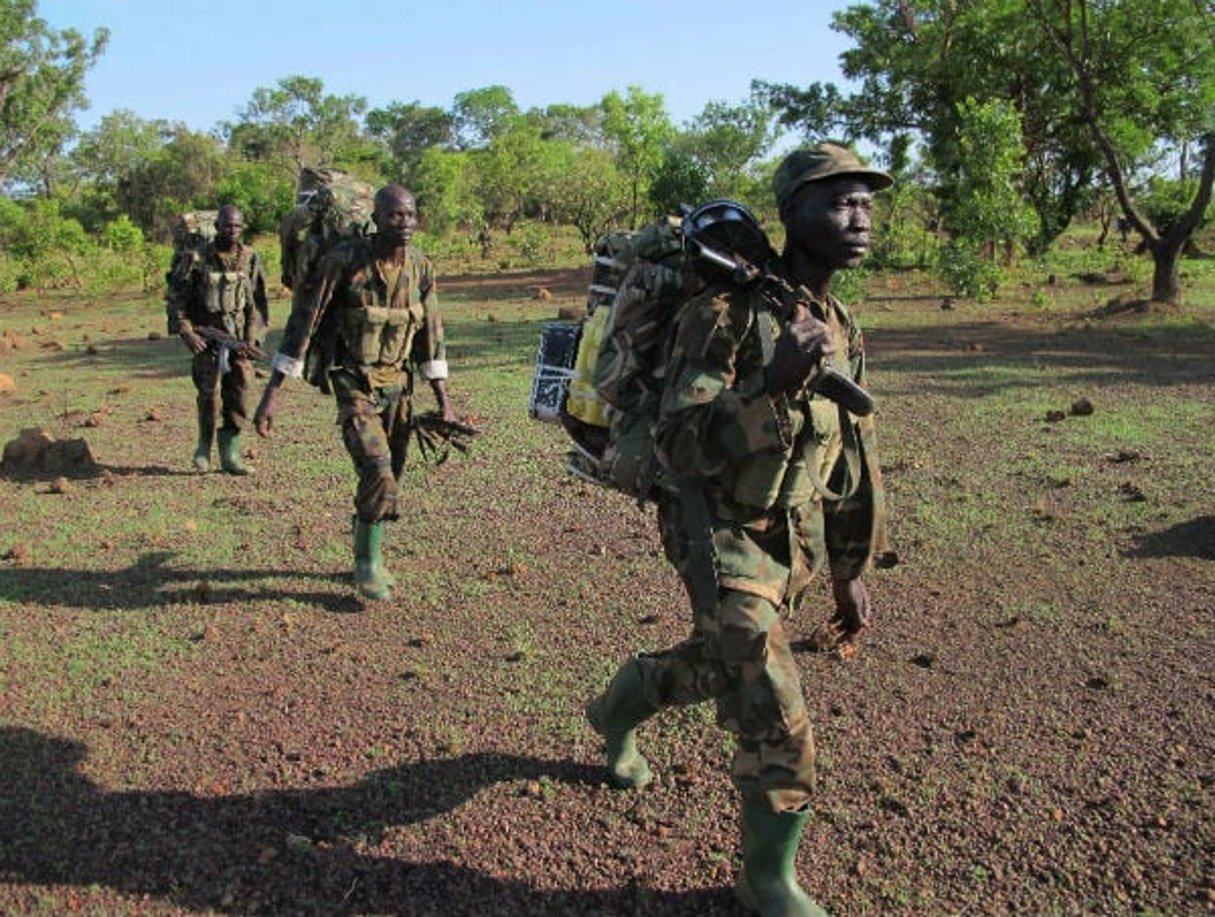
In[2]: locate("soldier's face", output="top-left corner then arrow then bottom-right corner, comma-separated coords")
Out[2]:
373,191 -> 418,246
216,211 -> 244,249
784,178 -> 875,271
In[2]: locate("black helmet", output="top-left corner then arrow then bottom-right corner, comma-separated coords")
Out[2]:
681,199 -> 774,270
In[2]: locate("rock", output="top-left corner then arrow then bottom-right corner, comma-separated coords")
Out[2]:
3,544 -> 29,564
1070,397 -> 1094,416
1,428 -> 99,479
1045,410 -> 1066,423
0,373 -> 15,393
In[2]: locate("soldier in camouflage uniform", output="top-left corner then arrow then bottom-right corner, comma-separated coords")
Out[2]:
165,205 -> 270,475
587,144 -> 891,917
253,185 -> 454,602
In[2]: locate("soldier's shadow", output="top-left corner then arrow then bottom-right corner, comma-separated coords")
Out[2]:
0,726 -> 735,915
0,551 -> 361,614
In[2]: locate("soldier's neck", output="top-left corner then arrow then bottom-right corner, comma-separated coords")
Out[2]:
780,249 -> 832,301
373,238 -> 409,265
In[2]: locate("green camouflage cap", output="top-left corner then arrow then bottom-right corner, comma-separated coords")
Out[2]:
773,143 -> 893,209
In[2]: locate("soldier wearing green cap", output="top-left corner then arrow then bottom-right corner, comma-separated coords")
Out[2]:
586,143 -> 891,916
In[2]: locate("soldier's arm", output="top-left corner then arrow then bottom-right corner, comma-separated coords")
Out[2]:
164,252 -> 196,336
410,256 -> 454,420
267,252 -> 342,383
655,292 -> 791,481
248,251 -> 270,345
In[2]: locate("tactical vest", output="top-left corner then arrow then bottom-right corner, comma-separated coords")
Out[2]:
335,252 -> 425,371
194,248 -> 253,335
720,296 -> 863,512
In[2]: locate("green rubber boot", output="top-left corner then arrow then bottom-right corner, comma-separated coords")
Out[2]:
217,428 -> 249,475
192,411 -> 215,472
351,515 -> 394,588
353,517 -> 391,601
586,657 -> 658,788
736,803 -> 827,917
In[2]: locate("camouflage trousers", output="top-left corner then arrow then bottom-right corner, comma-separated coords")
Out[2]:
331,368 -> 410,524
191,347 -> 252,432
634,494 -> 817,813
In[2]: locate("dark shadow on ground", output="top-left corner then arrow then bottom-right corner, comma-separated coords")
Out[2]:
3,463 -> 195,482
0,551 -> 363,614
863,318 -> 1215,398
1124,515 -> 1215,560
0,727 -> 737,916
447,309 -> 1215,399
27,334 -> 184,380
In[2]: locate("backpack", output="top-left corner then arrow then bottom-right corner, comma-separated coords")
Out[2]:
166,210 -> 219,285
278,167 -> 376,290
541,201 -> 773,504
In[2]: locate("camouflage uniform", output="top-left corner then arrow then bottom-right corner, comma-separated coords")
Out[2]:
633,261 -> 885,813
270,236 -> 446,523
165,240 -> 269,436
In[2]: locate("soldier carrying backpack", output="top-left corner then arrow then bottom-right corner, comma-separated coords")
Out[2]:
254,184 -> 469,604
165,205 -> 270,475
584,144 -> 893,917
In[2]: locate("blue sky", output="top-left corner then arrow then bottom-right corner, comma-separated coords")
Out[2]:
39,0 -> 857,136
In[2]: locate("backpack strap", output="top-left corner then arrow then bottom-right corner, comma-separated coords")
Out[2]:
756,289 -> 863,503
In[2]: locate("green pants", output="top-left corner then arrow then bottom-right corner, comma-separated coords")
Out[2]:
191,347 -> 252,432
637,495 -> 817,813
331,368 -> 410,524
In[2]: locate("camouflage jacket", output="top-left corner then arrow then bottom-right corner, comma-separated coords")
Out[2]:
165,242 -> 269,344
655,260 -> 885,600
270,237 -> 447,388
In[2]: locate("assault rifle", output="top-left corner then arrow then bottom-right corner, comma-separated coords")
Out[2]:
194,325 -> 267,361
406,410 -> 481,465
685,237 -> 876,418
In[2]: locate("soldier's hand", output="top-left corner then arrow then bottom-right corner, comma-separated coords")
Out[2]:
766,315 -> 834,398
180,329 -> 207,354
253,387 -> 278,438
830,577 -> 872,640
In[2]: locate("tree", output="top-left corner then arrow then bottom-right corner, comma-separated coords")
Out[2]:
64,109 -> 175,229
0,0 -> 109,188
679,95 -> 777,200
451,85 -> 518,150
1025,0 -> 1215,305
116,127 -> 226,239
531,102 -> 603,145
364,100 -> 454,180
600,86 -> 673,227
213,162 -> 295,235
648,147 -> 711,217
757,1 -> 1104,254
548,147 -> 631,252
937,98 -> 1037,299
411,148 -> 481,235
226,75 -> 368,178
475,115 -> 547,232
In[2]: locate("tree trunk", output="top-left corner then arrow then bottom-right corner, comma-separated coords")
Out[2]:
1149,237 -> 1184,305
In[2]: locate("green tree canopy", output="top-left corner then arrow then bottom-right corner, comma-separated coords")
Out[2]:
0,0 -> 108,189
600,85 -> 673,227
452,85 -> 519,150
225,75 -> 368,178
364,100 -> 454,180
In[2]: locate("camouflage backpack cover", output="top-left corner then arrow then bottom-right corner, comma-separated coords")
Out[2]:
166,210 -> 219,281
558,201 -> 774,504
278,167 -> 376,291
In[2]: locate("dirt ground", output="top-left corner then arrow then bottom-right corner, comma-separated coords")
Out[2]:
0,269 -> 1212,916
